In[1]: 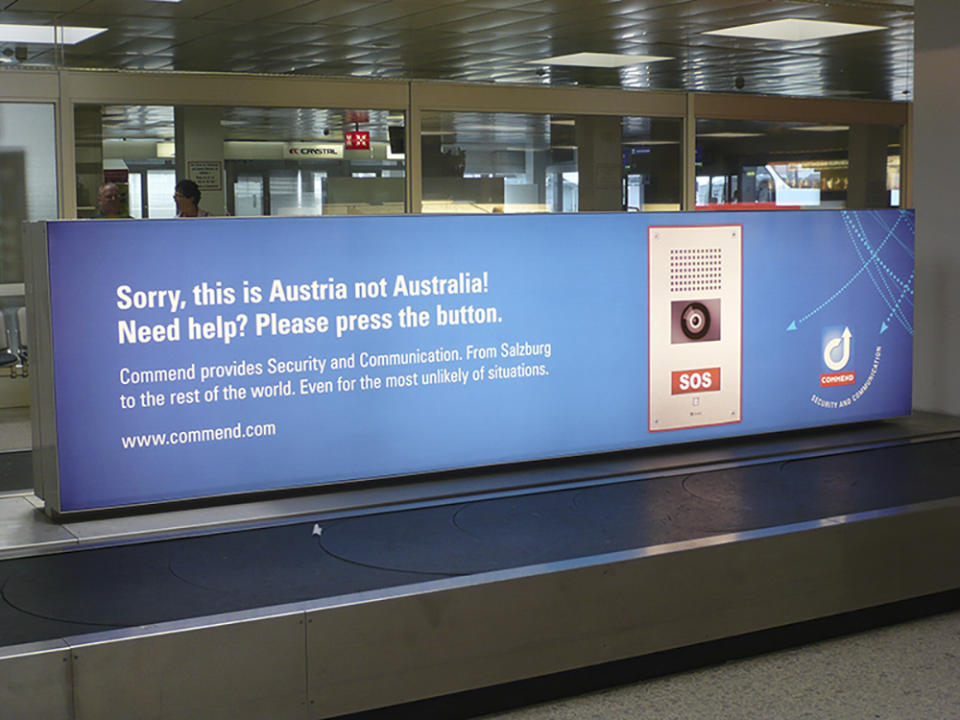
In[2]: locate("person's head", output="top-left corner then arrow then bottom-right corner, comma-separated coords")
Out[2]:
174,179 -> 202,216
97,183 -> 123,217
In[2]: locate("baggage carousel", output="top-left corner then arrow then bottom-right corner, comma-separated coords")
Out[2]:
1,412 -> 959,720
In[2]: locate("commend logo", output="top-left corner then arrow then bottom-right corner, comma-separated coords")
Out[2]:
821,326 -> 855,387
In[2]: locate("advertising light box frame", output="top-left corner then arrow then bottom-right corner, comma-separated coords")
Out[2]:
24,210 -> 915,516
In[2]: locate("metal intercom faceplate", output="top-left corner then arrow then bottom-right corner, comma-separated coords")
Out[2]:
649,225 -> 742,431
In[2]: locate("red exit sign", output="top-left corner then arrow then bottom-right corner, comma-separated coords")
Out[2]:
345,131 -> 370,150
345,110 -> 370,124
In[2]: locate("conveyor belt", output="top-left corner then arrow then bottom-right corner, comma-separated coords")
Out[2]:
2,436 -> 958,649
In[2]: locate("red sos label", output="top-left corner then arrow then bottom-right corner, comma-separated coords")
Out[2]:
672,367 -> 721,395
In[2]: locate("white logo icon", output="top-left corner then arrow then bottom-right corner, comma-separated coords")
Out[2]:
823,327 -> 852,371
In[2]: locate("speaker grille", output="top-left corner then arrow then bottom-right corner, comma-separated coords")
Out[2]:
669,248 -> 722,293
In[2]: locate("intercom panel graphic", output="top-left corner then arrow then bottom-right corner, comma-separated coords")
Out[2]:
649,225 -> 742,431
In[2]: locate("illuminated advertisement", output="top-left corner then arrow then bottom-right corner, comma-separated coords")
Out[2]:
33,209 -> 914,512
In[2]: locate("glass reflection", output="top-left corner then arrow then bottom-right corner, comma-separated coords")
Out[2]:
74,105 -> 406,218
695,119 -> 902,210
420,111 -> 681,214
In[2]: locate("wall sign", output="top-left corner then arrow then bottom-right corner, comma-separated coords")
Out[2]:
27,209 -> 914,514
187,161 -> 223,191
284,143 -> 344,159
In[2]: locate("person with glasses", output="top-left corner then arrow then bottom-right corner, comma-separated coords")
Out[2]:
174,179 -> 211,217
92,182 -> 131,219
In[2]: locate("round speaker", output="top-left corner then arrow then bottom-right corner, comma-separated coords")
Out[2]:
681,301 -> 711,340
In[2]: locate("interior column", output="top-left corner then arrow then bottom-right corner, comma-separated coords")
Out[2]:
174,106 -> 227,215
576,115 -> 622,212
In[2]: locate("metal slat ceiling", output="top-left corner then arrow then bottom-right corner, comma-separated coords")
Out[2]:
0,0 -> 913,100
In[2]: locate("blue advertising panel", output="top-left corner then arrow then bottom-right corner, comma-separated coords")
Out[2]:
40,209 -> 914,512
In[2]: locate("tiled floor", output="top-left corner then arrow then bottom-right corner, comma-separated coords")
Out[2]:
0,406 -> 30,453
473,608 -> 960,720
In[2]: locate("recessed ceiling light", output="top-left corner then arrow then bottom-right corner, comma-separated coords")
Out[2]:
795,125 -> 850,132
704,19 -> 885,42
0,23 -> 107,45
698,132 -> 765,139
531,52 -> 671,68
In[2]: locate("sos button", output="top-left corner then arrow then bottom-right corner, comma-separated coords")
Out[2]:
672,367 -> 721,395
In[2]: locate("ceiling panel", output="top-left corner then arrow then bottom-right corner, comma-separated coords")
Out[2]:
0,0 -> 914,101
1,0 -> 89,12
200,0 -> 327,23
261,1 -> 390,25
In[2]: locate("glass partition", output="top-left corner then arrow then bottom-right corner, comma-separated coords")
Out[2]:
74,105 -> 406,218
621,116 -> 682,211
420,111 -> 569,214
695,119 -> 902,210
0,101 -> 54,400
0,102 -> 58,282
421,111 -> 682,214
222,107 -> 406,217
